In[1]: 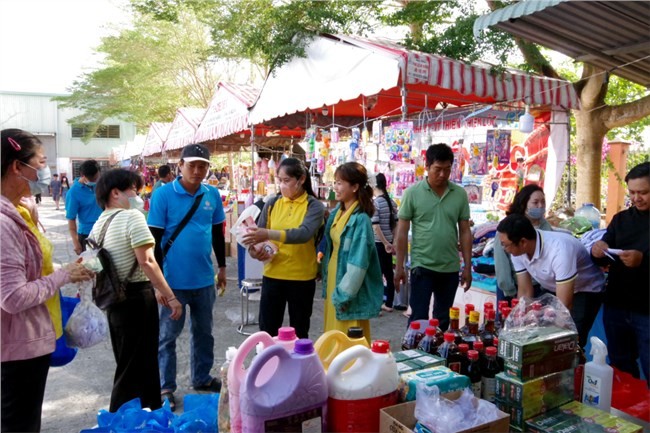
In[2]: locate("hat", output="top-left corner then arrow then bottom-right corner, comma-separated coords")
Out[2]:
181,143 -> 211,164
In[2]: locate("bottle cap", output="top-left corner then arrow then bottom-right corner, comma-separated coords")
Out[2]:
468,350 -> 479,360
458,343 -> 469,353
465,304 -> 475,314
502,307 -> 512,318
347,327 -> 364,339
493,337 -> 499,346
469,310 -> 480,323
487,309 -> 496,320
372,340 -> 391,354
486,346 -> 497,356
429,318 -> 439,327
450,307 -> 460,319
498,300 -> 509,310
511,299 -> 519,308
473,341 -> 484,350
277,326 -> 296,341
532,302 -> 542,311
294,339 -> 314,355
425,327 -> 435,336
225,346 -> 237,362
484,302 -> 494,311
410,321 -> 421,330
444,332 -> 455,342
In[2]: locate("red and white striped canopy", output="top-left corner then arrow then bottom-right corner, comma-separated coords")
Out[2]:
163,107 -> 206,152
194,82 -> 260,143
249,34 -> 579,124
142,122 -> 172,157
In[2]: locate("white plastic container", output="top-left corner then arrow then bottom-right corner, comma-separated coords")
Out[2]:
582,336 -> 613,411
327,340 -> 399,433
218,346 -> 237,432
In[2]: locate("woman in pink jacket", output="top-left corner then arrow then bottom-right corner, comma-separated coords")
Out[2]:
1,129 -> 94,433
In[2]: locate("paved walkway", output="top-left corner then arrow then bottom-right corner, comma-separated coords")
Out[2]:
33,197 -> 410,432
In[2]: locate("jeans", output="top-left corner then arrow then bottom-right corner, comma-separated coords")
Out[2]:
603,305 -> 649,385
259,276 -> 316,339
1,354 -> 50,432
159,285 -> 216,392
408,267 -> 459,331
571,291 -> 604,350
375,243 -> 396,308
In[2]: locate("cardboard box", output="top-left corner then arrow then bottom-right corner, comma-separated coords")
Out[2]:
495,369 -> 574,406
503,350 -> 578,381
379,395 -> 510,433
526,401 -> 644,433
398,366 -> 469,402
498,326 -> 578,365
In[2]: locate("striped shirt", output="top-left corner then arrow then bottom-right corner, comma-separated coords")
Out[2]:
89,208 -> 154,283
371,195 -> 398,243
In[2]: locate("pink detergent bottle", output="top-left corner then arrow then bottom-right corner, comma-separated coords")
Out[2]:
240,339 -> 328,433
327,340 -> 399,433
228,331 -> 275,433
273,326 -> 298,352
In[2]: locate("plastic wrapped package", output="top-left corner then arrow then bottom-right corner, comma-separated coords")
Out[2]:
500,293 -> 576,338
413,384 -> 501,433
64,286 -> 108,349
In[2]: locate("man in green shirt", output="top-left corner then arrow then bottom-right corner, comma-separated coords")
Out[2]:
394,143 -> 472,331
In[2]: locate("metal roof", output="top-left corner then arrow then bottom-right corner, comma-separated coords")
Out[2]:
474,0 -> 650,87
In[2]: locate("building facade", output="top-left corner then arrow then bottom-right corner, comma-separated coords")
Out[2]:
0,91 -> 136,179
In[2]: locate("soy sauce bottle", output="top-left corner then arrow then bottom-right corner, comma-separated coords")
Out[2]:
467,350 -> 482,398
417,327 -> 440,356
481,346 -> 500,402
402,321 -> 424,350
438,332 -> 462,373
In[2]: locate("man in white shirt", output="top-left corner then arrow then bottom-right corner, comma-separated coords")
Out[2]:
497,214 -> 605,348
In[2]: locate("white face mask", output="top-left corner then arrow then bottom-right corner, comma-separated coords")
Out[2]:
128,196 -> 145,213
526,207 -> 546,220
20,162 -> 51,193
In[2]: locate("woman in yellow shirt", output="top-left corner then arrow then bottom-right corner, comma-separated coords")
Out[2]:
243,158 -> 325,338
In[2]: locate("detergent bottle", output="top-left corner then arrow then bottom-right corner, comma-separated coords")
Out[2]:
240,339 -> 328,433
582,336 -> 613,411
327,340 -> 399,433
273,326 -> 298,351
228,331 -> 276,433
313,328 -> 369,371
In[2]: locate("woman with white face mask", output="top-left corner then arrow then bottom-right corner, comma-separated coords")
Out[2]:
90,168 -> 182,412
494,184 -> 552,304
1,129 -> 95,432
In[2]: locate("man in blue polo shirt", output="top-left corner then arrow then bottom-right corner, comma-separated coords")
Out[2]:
65,159 -> 102,255
148,143 -> 227,411
497,214 -> 605,348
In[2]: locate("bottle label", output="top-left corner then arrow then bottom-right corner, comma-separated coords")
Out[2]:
582,373 -> 602,407
481,377 -> 496,402
471,381 -> 482,399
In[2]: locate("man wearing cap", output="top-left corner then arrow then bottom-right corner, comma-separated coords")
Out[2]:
147,143 -> 227,410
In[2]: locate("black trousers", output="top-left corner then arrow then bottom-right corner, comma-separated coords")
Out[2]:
1,353 -> 50,433
106,282 -> 161,412
375,242 -> 396,308
259,276 -> 316,339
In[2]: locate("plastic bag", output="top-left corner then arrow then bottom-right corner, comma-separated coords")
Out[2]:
414,385 -> 500,433
230,205 -> 278,262
64,286 -> 108,349
500,293 -> 576,341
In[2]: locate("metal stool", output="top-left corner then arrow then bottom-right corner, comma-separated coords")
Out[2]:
237,278 -> 262,335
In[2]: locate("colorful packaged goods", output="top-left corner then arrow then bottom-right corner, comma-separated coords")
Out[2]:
526,400 -> 643,433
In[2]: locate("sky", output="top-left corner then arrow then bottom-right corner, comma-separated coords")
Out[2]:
0,0 -> 130,94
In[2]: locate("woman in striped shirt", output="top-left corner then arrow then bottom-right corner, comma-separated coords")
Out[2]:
372,173 -> 399,312
91,169 -> 181,412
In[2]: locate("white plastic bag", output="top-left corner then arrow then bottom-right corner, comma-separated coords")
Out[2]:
230,204 -> 278,262
64,285 -> 108,349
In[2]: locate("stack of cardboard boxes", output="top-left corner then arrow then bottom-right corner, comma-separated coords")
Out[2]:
495,326 -> 579,430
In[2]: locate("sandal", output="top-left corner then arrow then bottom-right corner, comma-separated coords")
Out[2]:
161,391 -> 176,412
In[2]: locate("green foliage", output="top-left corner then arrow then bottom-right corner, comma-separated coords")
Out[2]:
54,8 -> 217,142
605,75 -> 650,142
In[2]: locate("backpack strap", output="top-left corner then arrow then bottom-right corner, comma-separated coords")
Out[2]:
162,192 -> 204,257
91,210 -> 139,284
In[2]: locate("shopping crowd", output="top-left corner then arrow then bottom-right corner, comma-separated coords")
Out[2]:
1,127 -> 648,432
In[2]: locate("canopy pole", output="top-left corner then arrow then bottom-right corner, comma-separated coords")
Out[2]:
401,83 -> 408,121
566,117 -> 572,207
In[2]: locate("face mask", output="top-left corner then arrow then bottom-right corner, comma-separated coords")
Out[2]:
20,162 -> 51,193
526,207 -> 546,220
122,192 -> 145,212
86,181 -> 97,187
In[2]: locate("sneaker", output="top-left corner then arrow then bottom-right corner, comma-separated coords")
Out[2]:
193,377 -> 221,393
161,391 -> 176,412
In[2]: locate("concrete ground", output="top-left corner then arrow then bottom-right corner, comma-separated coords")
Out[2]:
35,197 -> 411,432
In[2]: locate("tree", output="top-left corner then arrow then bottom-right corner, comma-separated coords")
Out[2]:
55,8 -> 219,141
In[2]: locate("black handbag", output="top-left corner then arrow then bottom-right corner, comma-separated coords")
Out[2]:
86,211 -> 138,310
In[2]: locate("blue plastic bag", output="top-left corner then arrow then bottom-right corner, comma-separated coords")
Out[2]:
50,296 -> 80,366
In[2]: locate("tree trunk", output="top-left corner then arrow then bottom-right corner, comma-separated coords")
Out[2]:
573,65 -> 609,210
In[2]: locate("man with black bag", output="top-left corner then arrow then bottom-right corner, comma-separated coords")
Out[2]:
147,143 -> 227,411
